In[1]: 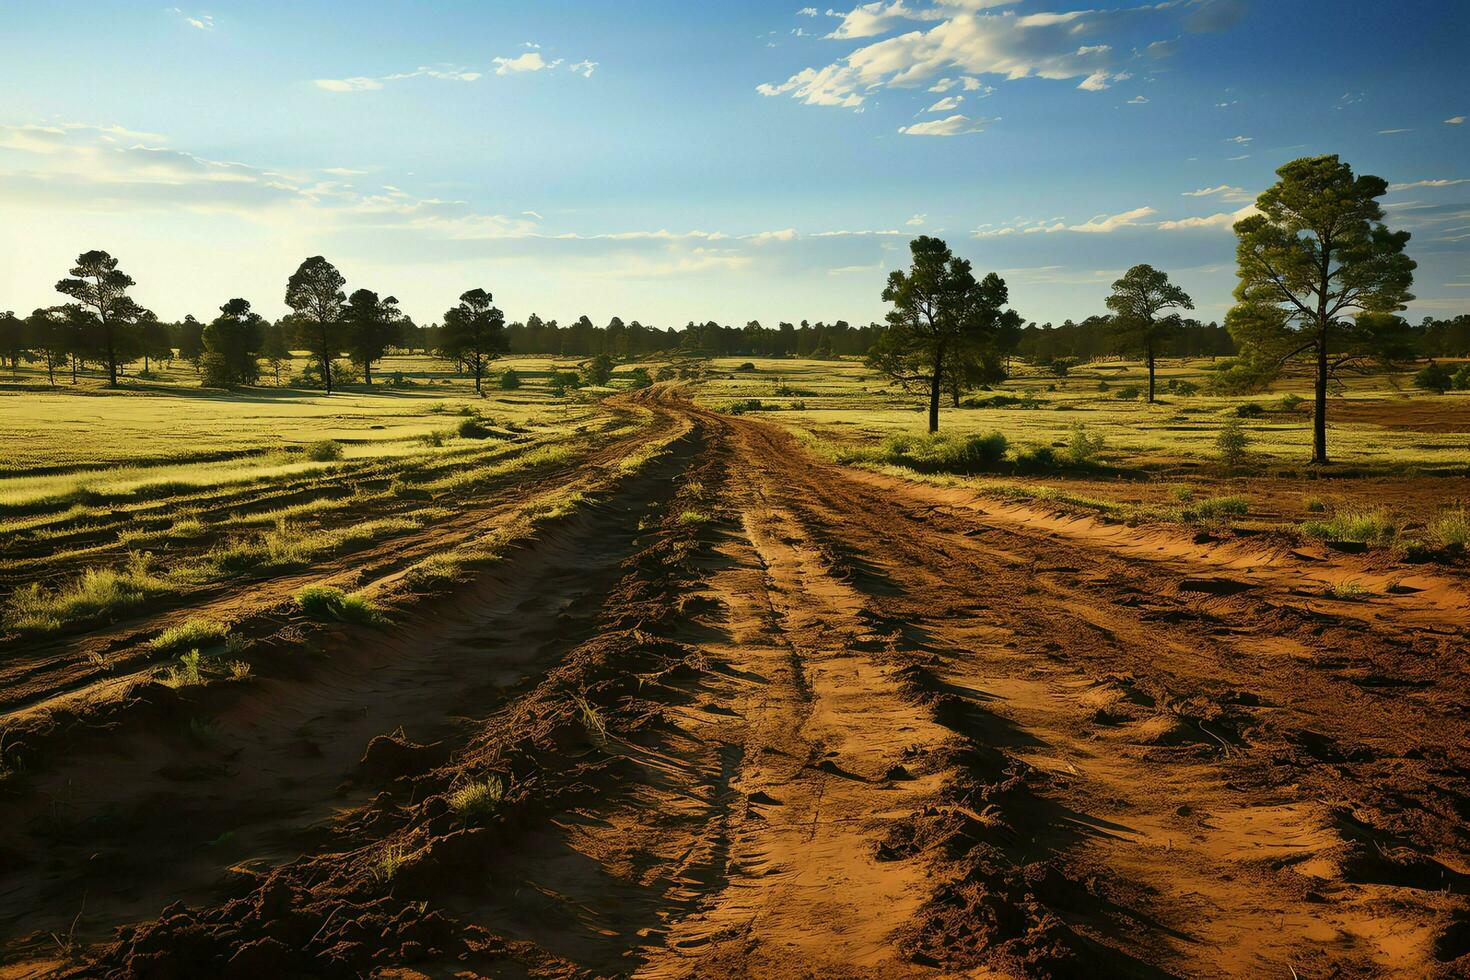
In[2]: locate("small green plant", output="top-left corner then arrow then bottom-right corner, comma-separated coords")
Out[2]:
1431,509 -> 1468,549
1170,485 -> 1196,503
164,650 -> 206,688
294,584 -> 384,625
419,430 -> 445,447
1302,508 -> 1397,544
1194,495 -> 1249,519
448,776 -> 506,825
1064,424 -> 1104,466
574,695 -> 608,747
497,368 -> 522,390
227,660 -> 251,680
1279,393 -> 1305,412
1302,495 -> 1327,513
151,618 -> 232,654
1327,581 -> 1369,600
1114,385 -> 1141,400
1216,418 -> 1249,470
305,440 -> 344,462
678,509 -> 710,526
372,843 -> 408,883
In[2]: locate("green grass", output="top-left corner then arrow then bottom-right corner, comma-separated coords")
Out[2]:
294,584 -> 385,625
5,552 -> 173,634
448,776 -> 506,824
1431,509 -> 1469,549
1301,508 -> 1398,544
150,617 -> 234,654
677,509 -> 711,525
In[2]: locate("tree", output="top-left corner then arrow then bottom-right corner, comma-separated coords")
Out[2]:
438,288 -> 507,393
177,315 -> 205,372
0,311 -> 24,377
581,353 -> 614,387
261,322 -> 292,385
343,288 -> 403,385
25,308 -> 73,386
138,312 -> 173,374
867,236 -> 1021,433
55,250 -> 148,386
1228,155 -> 1415,464
1105,264 -> 1193,403
285,256 -> 347,394
201,298 -> 266,387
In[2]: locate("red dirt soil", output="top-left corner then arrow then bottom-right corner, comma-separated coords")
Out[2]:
1,388 -> 1467,978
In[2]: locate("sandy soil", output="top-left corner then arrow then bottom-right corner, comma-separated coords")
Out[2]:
1,387 -> 1466,978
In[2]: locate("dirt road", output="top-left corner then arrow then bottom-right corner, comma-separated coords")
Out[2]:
2,389 -> 1466,978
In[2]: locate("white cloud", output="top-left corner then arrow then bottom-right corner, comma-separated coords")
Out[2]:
494,51 -> 561,74
898,113 -> 992,136
829,260 -> 885,275
925,95 -> 962,112
1051,206 -> 1156,233
169,9 -> 214,31
1182,183 -> 1252,202
1388,178 -> 1469,191
1157,203 -> 1258,230
315,76 -> 384,92
1224,134 -> 1252,144
906,213 -> 926,226
762,4 -> 1197,111
1127,95 -> 1148,104
569,60 -> 598,78
1447,116 -> 1466,125
797,6 -> 819,14
1378,128 -> 1413,135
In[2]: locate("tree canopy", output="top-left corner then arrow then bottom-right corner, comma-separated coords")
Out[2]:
867,236 -> 1021,432
1105,264 -> 1193,403
1227,154 -> 1415,464
285,256 -> 347,394
438,288 -> 508,393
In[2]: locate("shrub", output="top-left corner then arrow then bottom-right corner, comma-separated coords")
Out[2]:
305,440 -> 344,462
449,777 -> 506,825
1048,358 -> 1078,377
6,552 -> 171,634
1235,402 -> 1265,418
626,367 -> 653,390
1171,485 -> 1195,503
457,417 -> 492,439
1431,509 -> 1469,549
497,369 -> 521,390
1302,495 -> 1327,513
1114,385 -> 1141,400
294,584 -> 384,624
678,509 -> 711,525
1453,365 -> 1470,391
1279,393 -> 1305,412
735,362 -> 756,371
1301,508 -> 1397,544
151,618 -> 233,654
880,431 -> 1008,474
1414,361 -> 1455,394
1012,445 -> 1059,474
1216,419 -> 1249,469
1194,495 -> 1249,519
1164,378 -> 1199,397
1063,424 -> 1104,465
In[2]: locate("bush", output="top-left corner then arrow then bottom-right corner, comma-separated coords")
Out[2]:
1414,361 -> 1455,394
1012,445 -> 1059,474
735,362 -> 756,371
1216,419 -> 1249,469
1064,424 -> 1104,465
1235,402 -> 1265,418
1114,385 -> 1141,400
1164,378 -> 1199,397
305,440 -> 344,462
879,432 -> 1008,474
1454,365 -> 1470,391
1279,393 -> 1304,412
497,369 -> 521,390
626,367 -> 653,390
294,584 -> 384,624
1048,358 -> 1079,377
1301,508 -> 1397,544
457,417 -> 492,439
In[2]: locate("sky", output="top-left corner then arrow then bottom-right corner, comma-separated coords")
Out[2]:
0,0 -> 1466,329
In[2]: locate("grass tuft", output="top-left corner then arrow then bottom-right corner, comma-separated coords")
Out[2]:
294,584 -> 385,625
1301,508 -> 1397,544
150,617 -> 233,654
5,552 -> 172,635
448,776 -> 506,824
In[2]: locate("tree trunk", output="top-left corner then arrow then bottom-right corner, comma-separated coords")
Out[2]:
363,359 -> 372,386
321,328 -> 333,395
1145,342 -> 1156,404
1313,323 -> 1329,465
105,323 -> 117,387
474,354 -> 482,393
928,372 -> 941,434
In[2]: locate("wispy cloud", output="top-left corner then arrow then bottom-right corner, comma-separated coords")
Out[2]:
494,51 -> 561,75
1447,116 -> 1466,125
168,8 -> 214,31
1388,178 -> 1468,191
1182,183 -> 1253,202
315,48 -> 593,91
898,114 -> 993,136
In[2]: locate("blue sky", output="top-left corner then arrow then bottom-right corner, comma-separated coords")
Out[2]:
1,0 -> 1465,328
